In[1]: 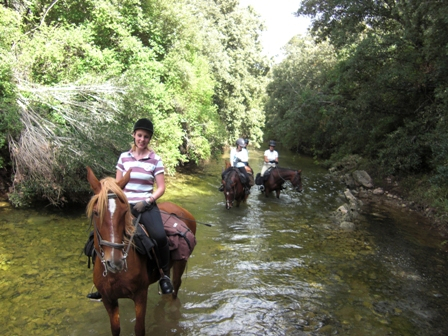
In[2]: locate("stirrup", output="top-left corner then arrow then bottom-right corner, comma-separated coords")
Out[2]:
159,275 -> 173,295
218,184 -> 224,192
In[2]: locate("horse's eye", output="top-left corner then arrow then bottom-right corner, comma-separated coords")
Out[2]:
93,210 -> 99,217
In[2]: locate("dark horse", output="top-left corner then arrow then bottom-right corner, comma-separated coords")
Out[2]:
222,168 -> 247,209
221,160 -> 253,210
86,167 -> 196,336
260,166 -> 302,198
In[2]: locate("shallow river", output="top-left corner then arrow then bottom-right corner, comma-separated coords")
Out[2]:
1,148 -> 448,335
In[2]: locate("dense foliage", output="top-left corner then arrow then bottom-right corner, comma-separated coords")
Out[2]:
0,0 -> 268,206
265,0 -> 448,213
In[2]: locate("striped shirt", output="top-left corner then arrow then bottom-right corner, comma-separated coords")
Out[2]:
116,149 -> 164,204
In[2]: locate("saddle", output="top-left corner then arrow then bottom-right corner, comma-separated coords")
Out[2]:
255,167 -> 273,185
161,212 -> 196,261
225,166 -> 253,186
83,212 -> 196,267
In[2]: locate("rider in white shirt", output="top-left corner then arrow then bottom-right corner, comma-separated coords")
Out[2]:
259,140 -> 278,191
219,138 -> 252,194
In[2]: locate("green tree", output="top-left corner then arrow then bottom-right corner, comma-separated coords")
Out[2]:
0,7 -> 21,169
294,0 -> 448,175
265,36 -> 337,157
1,0 -> 269,206
190,0 -> 269,145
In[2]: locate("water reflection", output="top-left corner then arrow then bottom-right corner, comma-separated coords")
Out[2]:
1,148 -> 448,335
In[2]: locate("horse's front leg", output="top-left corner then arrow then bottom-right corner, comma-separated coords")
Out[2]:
103,298 -> 120,336
264,188 -> 269,197
276,189 -> 281,198
133,290 -> 148,336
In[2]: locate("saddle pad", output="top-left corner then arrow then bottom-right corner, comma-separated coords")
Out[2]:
162,212 -> 197,261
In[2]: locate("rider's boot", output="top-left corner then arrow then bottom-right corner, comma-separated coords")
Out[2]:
158,243 -> 174,295
87,291 -> 102,300
218,184 -> 224,192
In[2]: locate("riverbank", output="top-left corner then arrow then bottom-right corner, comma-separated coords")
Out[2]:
328,166 -> 448,240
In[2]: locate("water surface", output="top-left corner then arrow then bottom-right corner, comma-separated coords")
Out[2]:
1,148 -> 447,335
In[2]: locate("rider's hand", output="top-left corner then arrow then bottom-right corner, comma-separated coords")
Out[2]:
134,200 -> 151,213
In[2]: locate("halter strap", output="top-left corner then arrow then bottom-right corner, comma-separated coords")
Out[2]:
91,192 -> 140,276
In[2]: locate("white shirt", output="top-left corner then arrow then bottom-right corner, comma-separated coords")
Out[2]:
230,147 -> 248,168
264,149 -> 278,162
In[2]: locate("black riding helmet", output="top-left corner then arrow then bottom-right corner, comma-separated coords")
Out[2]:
133,118 -> 154,135
269,140 -> 276,147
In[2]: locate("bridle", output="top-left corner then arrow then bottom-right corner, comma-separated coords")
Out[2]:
224,169 -> 240,209
273,167 -> 302,191
91,193 -> 140,276
290,171 -> 302,191
224,182 -> 237,209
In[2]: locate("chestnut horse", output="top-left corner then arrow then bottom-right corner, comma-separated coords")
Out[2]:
261,166 -> 302,198
86,167 -> 196,336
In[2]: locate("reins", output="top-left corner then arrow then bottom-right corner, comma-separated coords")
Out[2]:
273,167 -> 300,188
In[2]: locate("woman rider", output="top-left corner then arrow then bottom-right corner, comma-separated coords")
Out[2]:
259,140 -> 278,191
219,138 -> 252,194
87,118 -> 173,299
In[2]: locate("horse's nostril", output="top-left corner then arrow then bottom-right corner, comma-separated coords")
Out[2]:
106,259 -> 124,272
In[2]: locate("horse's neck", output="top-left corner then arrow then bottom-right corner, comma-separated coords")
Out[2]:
274,168 -> 293,180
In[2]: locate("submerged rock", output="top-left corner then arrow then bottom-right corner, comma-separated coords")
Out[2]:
340,221 -> 355,231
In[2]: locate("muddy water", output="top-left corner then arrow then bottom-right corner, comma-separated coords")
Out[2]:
1,148 -> 447,335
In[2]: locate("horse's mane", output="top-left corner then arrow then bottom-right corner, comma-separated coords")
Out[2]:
224,168 -> 239,190
86,177 -> 134,235
275,166 -> 298,172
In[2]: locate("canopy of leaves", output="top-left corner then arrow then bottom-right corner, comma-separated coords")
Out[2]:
0,0 -> 268,206
263,0 -> 448,215
266,1 -> 448,179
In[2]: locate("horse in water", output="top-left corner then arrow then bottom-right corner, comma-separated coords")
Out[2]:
221,160 -> 254,209
86,167 -> 196,336
222,168 -> 247,209
260,166 -> 302,198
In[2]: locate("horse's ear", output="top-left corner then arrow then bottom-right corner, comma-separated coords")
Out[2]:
86,166 -> 101,195
117,169 -> 132,190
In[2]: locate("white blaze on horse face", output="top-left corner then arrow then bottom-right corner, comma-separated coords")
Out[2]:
108,197 -> 117,259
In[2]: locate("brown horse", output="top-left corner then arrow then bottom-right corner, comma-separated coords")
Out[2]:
86,167 -> 196,336
221,160 -> 253,209
261,166 -> 302,198
222,168 -> 247,209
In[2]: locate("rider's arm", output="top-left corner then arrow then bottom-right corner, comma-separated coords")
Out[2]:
116,169 -> 123,181
148,173 -> 165,203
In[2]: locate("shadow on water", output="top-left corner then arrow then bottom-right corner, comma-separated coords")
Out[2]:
1,147 -> 448,335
